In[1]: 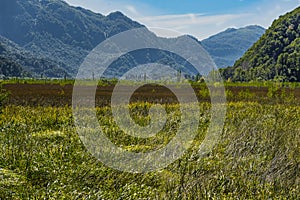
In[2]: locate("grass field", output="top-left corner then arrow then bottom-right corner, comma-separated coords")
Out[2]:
0,81 -> 299,199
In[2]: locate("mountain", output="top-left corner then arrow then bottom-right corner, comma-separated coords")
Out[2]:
0,0 -> 143,77
0,37 -> 28,78
0,0 -> 269,79
201,25 -> 266,68
0,0 -> 216,79
0,36 -> 69,78
221,7 -> 300,82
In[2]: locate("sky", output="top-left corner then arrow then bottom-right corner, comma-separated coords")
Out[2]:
64,0 -> 300,40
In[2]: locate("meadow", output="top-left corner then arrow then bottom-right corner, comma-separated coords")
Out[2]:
0,80 -> 299,199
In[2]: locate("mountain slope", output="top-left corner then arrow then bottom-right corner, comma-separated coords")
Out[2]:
201,25 -> 265,68
0,0 -> 143,76
0,0 -> 217,79
0,0 -> 269,78
221,7 -> 300,82
0,36 -> 68,78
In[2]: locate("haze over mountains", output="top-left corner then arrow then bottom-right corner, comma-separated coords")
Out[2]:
0,0 -> 268,79
202,25 -> 266,68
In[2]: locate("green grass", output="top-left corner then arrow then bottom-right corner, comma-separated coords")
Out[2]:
0,78 -> 75,86
0,101 -> 299,199
3,78 -> 300,88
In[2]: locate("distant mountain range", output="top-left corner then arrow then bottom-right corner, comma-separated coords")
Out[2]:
221,6 -> 300,82
0,0 -> 265,79
202,25 -> 265,68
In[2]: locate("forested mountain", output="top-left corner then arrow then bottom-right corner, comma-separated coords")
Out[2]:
0,0 -> 270,78
0,0 -> 143,77
0,38 -> 27,77
201,25 -> 265,68
0,0 -> 201,79
0,36 -> 69,78
221,7 -> 300,82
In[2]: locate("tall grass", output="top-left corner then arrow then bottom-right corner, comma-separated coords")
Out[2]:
0,101 -> 299,199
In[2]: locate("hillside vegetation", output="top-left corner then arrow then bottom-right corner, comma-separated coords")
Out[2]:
0,36 -> 68,78
0,0 -> 265,78
221,7 -> 300,82
0,0 -> 143,76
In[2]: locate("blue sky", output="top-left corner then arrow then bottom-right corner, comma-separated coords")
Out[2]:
65,0 -> 299,39
123,0 -> 259,14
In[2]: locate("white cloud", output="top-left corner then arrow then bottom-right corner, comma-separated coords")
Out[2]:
135,0 -> 299,40
125,5 -> 139,16
65,0 -> 300,40
137,13 -> 250,40
64,0 -> 159,16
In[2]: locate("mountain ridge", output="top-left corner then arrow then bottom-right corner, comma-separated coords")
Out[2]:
0,0 -> 143,77
0,0 -> 267,78
201,25 -> 266,68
